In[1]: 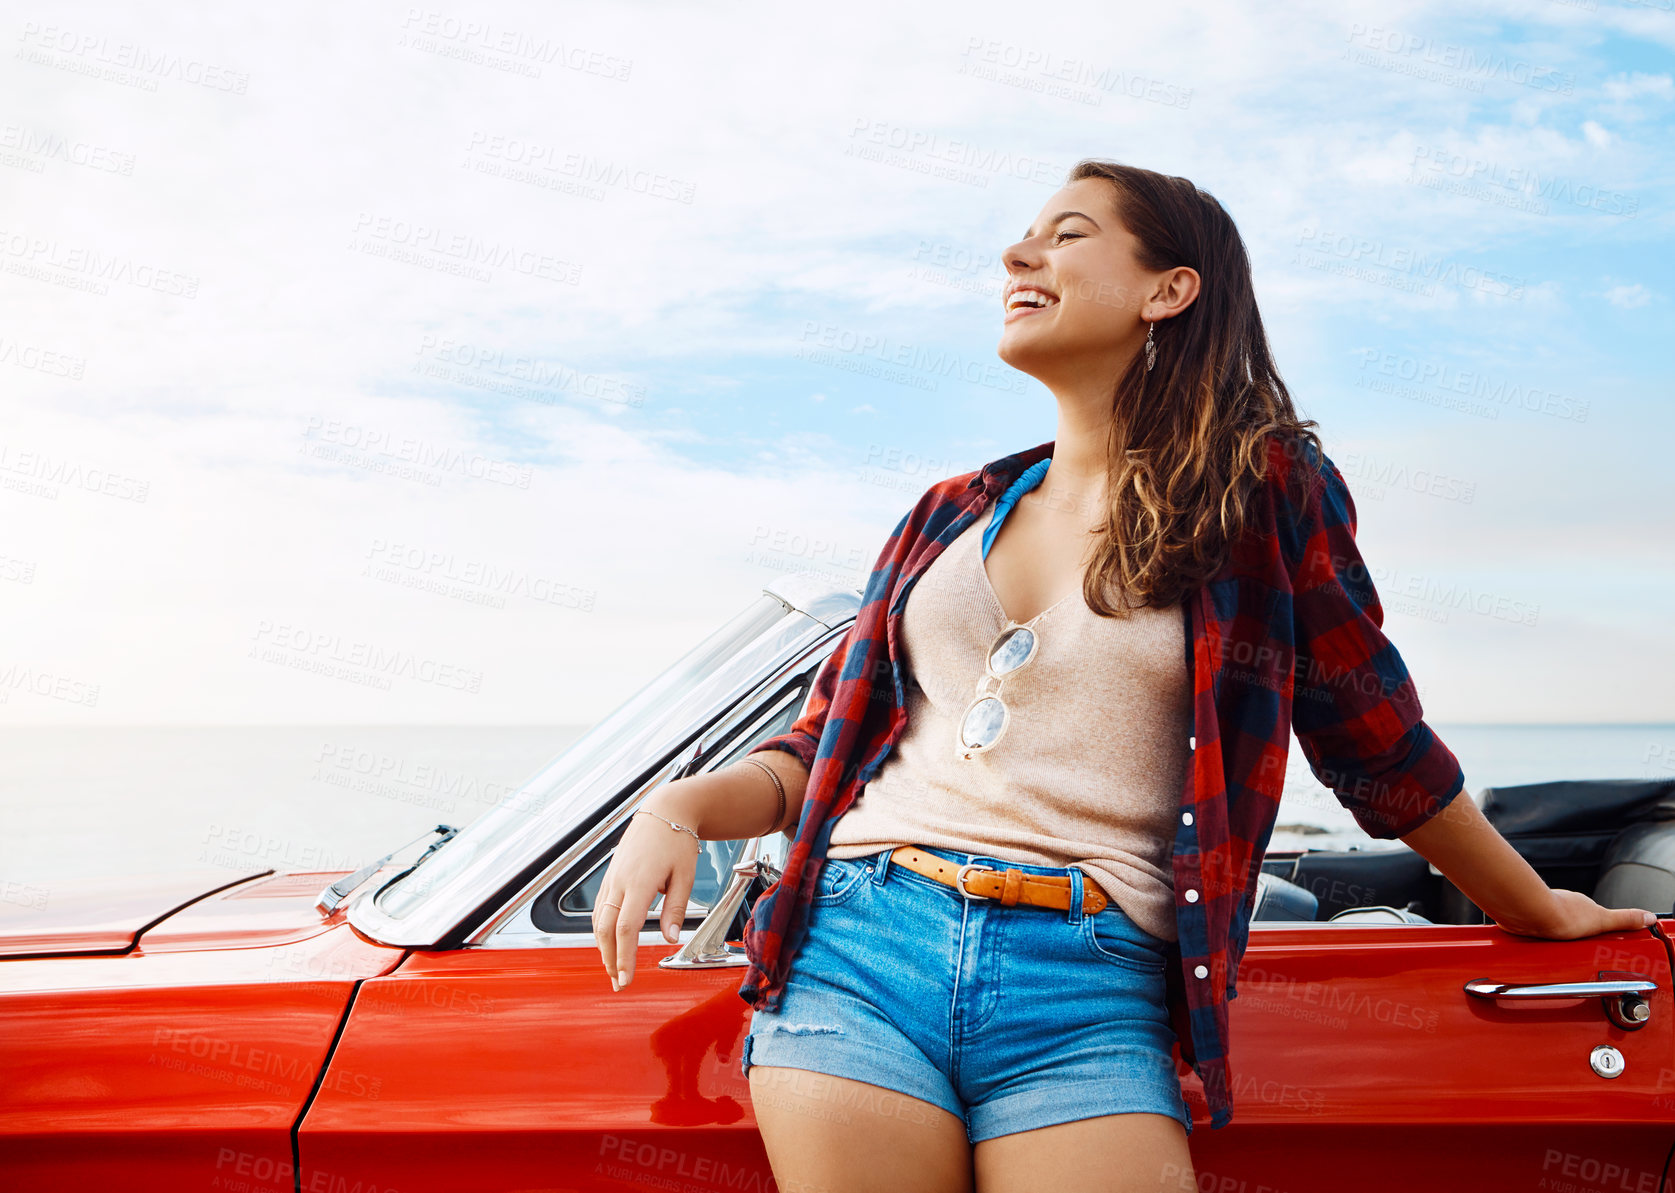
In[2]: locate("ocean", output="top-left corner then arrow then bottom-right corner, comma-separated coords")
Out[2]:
3,723 -> 1671,891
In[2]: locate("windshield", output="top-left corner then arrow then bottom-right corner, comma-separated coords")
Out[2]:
374,592 -> 800,918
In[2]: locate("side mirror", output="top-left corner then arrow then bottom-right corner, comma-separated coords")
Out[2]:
658,838 -> 783,969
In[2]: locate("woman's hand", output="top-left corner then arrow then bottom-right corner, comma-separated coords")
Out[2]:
589,755 -> 802,992
592,797 -> 702,992
1399,789 -> 1662,941
1495,887 -> 1660,940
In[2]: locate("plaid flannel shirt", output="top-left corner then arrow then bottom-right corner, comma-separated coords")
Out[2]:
738,432 -> 1466,1129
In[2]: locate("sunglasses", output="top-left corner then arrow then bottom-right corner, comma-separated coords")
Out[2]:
956,620 -> 1041,760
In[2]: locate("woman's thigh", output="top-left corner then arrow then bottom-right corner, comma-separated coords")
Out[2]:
974,1112 -> 1194,1193
748,1064 -> 974,1193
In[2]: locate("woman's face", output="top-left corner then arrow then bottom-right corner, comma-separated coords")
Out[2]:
996,178 -> 1180,387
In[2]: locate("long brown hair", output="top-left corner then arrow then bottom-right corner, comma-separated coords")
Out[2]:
1062,160 -> 1323,618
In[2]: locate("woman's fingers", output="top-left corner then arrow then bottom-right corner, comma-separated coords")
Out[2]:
1622,906 -> 1659,930
1529,889 -> 1661,939
593,883 -> 622,988
615,885 -> 654,988
1579,893 -> 1657,935
591,821 -> 700,990
660,860 -> 696,944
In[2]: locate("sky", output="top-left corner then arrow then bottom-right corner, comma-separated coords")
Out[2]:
2,0 -> 1671,727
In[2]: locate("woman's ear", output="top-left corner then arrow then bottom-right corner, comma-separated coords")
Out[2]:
1145,266 -> 1201,322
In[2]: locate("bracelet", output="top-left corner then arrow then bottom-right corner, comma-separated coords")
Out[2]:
739,755 -> 786,837
633,809 -> 701,851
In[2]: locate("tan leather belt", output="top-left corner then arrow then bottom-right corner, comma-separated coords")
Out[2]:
888,845 -> 1109,914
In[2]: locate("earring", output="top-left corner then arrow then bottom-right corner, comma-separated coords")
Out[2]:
1144,321 -> 1157,373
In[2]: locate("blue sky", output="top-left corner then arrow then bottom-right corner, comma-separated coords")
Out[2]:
1,0 -> 1670,726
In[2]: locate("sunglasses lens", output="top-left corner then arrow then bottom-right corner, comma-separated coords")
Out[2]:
990,626 -> 1036,676
960,695 -> 1006,750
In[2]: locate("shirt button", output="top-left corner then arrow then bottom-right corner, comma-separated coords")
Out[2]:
1185,888 -> 1199,902
1188,735 -> 1196,749
1194,964 -> 1209,979
1182,811 -> 1193,826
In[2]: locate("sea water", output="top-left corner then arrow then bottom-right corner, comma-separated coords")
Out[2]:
2,723 -> 1671,889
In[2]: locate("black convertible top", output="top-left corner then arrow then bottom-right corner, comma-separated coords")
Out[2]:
1480,778 -> 1675,836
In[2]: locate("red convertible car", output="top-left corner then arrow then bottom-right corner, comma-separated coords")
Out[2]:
4,573 -> 1674,1191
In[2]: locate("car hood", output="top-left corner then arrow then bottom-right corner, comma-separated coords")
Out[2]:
0,869 -> 274,959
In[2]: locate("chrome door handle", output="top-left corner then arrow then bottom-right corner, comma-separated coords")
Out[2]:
1465,976 -> 1658,1031
1464,978 -> 1657,998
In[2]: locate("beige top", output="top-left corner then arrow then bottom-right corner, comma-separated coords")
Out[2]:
826,509 -> 1191,942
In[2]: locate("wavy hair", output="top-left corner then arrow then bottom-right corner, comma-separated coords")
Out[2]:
1063,159 -> 1324,618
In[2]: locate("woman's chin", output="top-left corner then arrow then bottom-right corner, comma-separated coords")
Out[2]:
997,333 -> 1055,379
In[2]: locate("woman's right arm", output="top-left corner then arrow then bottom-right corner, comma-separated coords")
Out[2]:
593,495 -> 908,990
592,749 -> 809,991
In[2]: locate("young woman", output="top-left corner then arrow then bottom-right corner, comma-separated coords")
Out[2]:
593,161 -> 1659,1193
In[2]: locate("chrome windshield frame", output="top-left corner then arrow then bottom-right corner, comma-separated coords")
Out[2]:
346,572 -> 859,949
468,675 -> 810,948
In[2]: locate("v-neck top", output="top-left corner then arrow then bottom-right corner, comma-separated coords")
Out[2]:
976,454 -> 1075,625
825,460 -> 1191,941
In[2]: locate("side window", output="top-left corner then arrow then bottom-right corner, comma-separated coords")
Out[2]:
527,679 -> 807,933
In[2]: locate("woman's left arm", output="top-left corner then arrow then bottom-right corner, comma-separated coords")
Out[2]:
1399,790 -> 1658,937
1284,447 -> 1659,940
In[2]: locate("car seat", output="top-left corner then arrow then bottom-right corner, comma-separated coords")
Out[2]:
1594,820 -> 1675,916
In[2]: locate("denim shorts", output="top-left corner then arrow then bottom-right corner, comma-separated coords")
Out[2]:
740,843 -> 1192,1143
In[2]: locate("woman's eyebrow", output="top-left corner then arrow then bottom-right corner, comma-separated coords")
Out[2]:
1022,210 -> 1100,239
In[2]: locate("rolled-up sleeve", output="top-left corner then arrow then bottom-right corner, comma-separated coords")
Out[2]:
748,620 -> 851,774
1289,458 -> 1466,839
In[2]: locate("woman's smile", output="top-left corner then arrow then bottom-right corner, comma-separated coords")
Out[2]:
1003,283 -> 1062,323
1003,300 -> 1057,324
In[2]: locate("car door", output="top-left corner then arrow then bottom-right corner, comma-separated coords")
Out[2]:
1179,917 -> 1675,1190
296,676 -> 808,1193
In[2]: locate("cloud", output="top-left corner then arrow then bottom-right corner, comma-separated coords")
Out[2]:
1602,72 -> 1675,103
1603,282 -> 1653,309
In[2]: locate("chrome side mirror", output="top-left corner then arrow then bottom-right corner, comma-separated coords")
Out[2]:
658,837 -> 783,969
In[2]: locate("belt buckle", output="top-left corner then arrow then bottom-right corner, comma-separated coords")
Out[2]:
954,862 -> 995,900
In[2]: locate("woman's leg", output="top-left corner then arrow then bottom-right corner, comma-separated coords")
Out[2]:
974,1112 -> 1194,1193
749,1064 -> 975,1193
956,864 -> 1196,1191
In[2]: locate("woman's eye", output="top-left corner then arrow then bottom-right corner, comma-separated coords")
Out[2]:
1053,231 -> 1084,244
